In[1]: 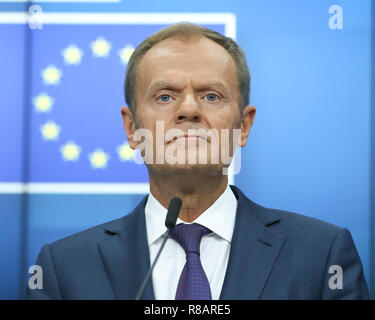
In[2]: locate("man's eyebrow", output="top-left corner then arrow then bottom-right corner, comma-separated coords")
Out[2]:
145,80 -> 231,97
145,81 -> 182,97
195,81 -> 230,94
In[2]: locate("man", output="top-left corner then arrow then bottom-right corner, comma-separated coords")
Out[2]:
26,23 -> 369,300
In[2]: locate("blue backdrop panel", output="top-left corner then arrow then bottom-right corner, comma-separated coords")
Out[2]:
0,195 -> 22,299
0,23 -> 26,299
235,0 -> 372,285
0,24 -> 26,182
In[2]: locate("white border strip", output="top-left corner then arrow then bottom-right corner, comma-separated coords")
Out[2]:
0,183 -> 26,193
0,176 -> 234,193
0,12 -> 236,39
0,12 -> 28,23
0,12 -> 236,193
0,183 -> 150,194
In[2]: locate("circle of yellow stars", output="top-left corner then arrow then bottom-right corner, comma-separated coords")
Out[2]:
35,37 -> 136,169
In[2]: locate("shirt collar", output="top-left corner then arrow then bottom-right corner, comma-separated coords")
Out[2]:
145,184 -> 237,245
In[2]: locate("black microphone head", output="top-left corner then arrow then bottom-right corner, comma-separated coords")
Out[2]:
165,197 -> 182,230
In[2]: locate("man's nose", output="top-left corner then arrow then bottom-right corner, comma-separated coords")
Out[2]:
175,93 -> 201,123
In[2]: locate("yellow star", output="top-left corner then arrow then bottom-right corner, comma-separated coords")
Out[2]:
118,45 -> 135,65
117,143 -> 135,161
41,65 -> 62,85
88,148 -> 110,169
90,37 -> 111,58
33,93 -> 54,113
40,120 -> 61,141
60,141 -> 81,161
62,44 -> 83,65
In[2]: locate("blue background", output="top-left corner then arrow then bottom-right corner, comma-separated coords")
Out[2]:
0,0 -> 373,299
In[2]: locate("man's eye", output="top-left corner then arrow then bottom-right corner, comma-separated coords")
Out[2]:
158,94 -> 171,102
205,94 -> 218,102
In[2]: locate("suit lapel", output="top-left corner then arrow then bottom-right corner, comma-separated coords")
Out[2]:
220,187 -> 285,299
98,196 -> 155,300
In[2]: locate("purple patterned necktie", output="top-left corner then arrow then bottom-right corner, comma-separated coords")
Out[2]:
169,223 -> 212,300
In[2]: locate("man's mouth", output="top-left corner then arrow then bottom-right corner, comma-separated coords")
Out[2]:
167,133 -> 208,144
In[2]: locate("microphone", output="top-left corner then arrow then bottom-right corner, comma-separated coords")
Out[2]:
135,197 -> 182,300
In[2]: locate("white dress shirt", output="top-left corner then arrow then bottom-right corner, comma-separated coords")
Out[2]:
145,184 -> 237,300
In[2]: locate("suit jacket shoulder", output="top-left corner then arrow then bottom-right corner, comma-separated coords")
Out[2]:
26,195 -> 150,300
247,194 -> 343,245
48,195 -> 148,252
226,185 -> 369,299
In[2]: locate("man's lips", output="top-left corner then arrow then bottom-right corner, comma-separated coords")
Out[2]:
166,133 -> 208,144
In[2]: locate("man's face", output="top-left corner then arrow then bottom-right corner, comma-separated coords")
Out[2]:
122,35 -> 254,175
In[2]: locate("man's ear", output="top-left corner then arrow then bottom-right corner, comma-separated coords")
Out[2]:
238,105 -> 256,147
121,106 -> 138,149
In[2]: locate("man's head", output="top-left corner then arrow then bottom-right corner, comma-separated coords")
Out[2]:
124,22 -> 251,121
121,22 -> 256,176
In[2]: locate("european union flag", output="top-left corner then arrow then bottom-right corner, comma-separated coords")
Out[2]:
0,13 -> 228,188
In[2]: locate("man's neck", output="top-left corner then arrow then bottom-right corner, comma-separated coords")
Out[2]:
148,172 -> 228,223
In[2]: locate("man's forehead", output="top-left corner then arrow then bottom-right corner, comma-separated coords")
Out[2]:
137,36 -> 237,87
141,35 -> 234,66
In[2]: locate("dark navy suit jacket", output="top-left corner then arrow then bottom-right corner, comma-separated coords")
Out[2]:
26,186 -> 369,299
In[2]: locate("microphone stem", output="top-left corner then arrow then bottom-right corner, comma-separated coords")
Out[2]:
135,229 -> 170,300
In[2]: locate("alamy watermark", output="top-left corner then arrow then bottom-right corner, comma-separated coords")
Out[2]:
28,5 -> 43,30
328,264 -> 343,290
328,5 -> 343,30
28,265 -> 43,290
131,121 -> 242,175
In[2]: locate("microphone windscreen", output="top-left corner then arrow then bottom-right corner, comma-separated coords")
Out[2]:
165,197 -> 182,229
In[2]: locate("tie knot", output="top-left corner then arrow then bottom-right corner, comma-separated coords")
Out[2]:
169,223 -> 211,255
